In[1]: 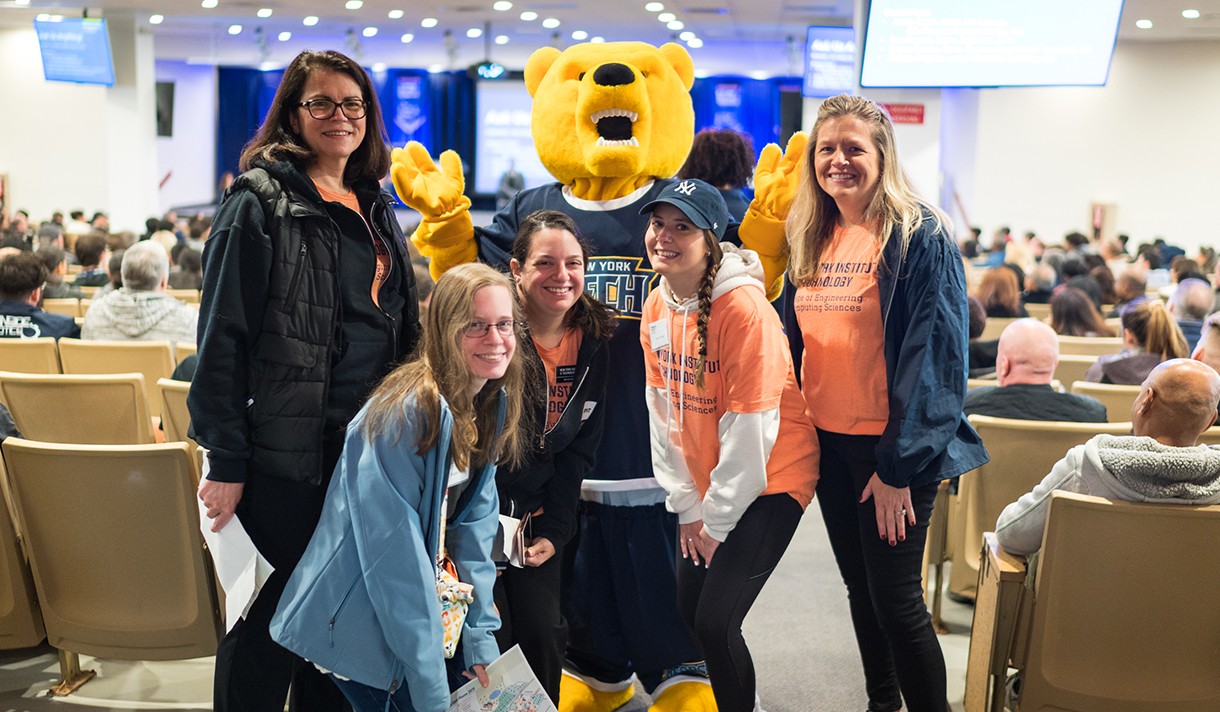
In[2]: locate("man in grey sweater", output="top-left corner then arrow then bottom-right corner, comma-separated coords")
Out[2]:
996,358 -> 1220,555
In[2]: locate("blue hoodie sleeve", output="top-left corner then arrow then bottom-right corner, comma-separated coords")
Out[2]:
449,461 -> 503,670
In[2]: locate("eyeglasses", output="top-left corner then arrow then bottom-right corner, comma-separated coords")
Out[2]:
462,320 -> 517,338
297,98 -> 368,120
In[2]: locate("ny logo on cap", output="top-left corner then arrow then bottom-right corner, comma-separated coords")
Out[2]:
674,180 -> 697,196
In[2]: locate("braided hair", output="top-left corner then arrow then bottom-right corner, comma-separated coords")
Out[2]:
694,234 -> 725,389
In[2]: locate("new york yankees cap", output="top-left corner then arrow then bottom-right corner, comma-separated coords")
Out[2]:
639,178 -> 730,239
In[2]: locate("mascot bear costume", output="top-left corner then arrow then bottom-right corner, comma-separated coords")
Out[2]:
392,41 -> 805,712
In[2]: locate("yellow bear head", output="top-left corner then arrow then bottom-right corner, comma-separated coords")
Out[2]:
524,42 -> 695,187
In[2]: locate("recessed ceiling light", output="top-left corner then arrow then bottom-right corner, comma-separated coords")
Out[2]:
228,24 -> 243,35
345,0 -> 363,9
1183,9 -> 1201,19
201,0 -> 218,8
1135,19 -> 1153,29
658,12 -> 676,22
303,16 -> 319,26
363,26 -> 378,37
687,37 -> 702,48
520,11 -> 538,21
679,31 -> 694,41
13,0 -> 29,5
421,17 -> 438,28
590,35 -> 605,43
749,70 -> 769,80
388,9 -> 404,19
467,27 -> 483,38
493,1 -> 513,10
149,14 -> 164,24
667,20 -> 684,30
571,30 -> 588,40
645,2 -> 664,11
427,63 -> 445,73
495,34 -> 509,44
401,33 -> 414,43
257,8 -> 272,18
278,31 -> 291,41
542,17 -> 560,28
372,63 -> 387,72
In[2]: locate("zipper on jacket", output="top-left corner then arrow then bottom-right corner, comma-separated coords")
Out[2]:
541,361 -> 592,448
327,575 -> 361,647
285,242 -> 308,310
367,200 -> 402,356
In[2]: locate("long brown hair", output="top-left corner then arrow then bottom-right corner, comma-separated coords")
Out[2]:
1050,287 -> 1114,337
360,263 -> 528,470
239,50 -> 391,184
509,210 -> 618,341
786,94 -> 950,286
1122,300 -> 1189,360
975,267 -> 1023,317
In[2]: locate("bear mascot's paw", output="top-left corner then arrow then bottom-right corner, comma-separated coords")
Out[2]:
648,680 -> 718,712
389,142 -> 475,280
558,673 -> 636,712
740,131 -> 808,300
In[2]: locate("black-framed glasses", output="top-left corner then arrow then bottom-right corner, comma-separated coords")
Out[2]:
298,98 -> 368,120
462,320 -> 517,338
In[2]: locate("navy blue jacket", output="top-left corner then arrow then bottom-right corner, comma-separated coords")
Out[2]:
874,212 -> 989,489
0,301 -> 80,339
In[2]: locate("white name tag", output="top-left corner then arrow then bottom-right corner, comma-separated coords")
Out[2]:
648,318 -> 670,351
582,401 -> 597,422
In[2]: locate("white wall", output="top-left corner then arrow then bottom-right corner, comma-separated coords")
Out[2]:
156,60 -> 218,212
970,40 -> 1220,253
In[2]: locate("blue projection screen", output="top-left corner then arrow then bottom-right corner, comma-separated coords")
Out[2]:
35,17 -> 116,87
860,0 -> 1124,88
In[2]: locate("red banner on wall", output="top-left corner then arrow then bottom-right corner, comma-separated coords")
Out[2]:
878,103 -> 925,124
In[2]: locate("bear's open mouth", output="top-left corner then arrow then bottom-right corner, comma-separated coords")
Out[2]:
590,108 -> 639,146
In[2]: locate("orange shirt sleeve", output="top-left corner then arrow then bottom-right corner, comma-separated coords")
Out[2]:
717,289 -> 786,414
641,293 -> 666,388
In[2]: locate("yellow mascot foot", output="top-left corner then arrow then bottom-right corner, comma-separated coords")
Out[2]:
559,672 -> 635,712
648,680 -> 718,712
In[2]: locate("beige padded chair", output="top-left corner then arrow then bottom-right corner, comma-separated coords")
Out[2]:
0,338 -> 61,375
968,492 -> 1220,712
1056,335 -> 1124,356
0,371 -> 154,444
1069,381 -> 1142,422
0,438 -> 221,692
40,299 -> 82,318
175,341 -> 197,363
157,378 -> 194,447
1198,426 -> 1220,446
979,317 -> 1018,342
166,289 -> 201,305
0,454 -> 46,650
1024,303 -> 1051,321
76,286 -> 100,299
944,416 -> 1130,604
57,339 -> 174,418
1052,354 -> 1097,391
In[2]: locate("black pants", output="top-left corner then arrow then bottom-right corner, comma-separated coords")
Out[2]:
212,468 -> 348,712
493,547 -> 566,704
675,494 -> 803,712
815,430 -> 947,712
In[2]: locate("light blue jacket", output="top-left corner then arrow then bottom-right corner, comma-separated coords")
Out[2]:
270,391 -> 504,712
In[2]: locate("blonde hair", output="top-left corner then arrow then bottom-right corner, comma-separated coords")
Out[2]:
786,94 -> 950,285
1122,300 -> 1190,361
361,263 -> 528,470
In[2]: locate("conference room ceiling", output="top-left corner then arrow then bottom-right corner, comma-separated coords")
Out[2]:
0,0 -> 1217,76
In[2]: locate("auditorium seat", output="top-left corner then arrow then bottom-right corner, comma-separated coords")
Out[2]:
0,454 -> 45,650
0,337 -> 61,375
980,317 -> 1018,342
1056,335 -> 1124,356
1052,354 -> 1097,391
157,378 -> 194,448
1024,303 -> 1050,321
1069,381 -> 1141,422
57,339 -> 174,419
40,299 -> 82,318
0,371 -> 154,444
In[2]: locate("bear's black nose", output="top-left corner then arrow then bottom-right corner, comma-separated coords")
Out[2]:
592,63 -> 634,87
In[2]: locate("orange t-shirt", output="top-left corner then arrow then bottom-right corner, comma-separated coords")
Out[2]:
314,180 -> 391,306
795,223 -> 889,435
641,284 -> 818,508
535,329 -> 583,432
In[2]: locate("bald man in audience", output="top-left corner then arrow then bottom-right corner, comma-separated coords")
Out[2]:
964,318 -> 1108,422
1191,313 -> 1220,375
996,359 -> 1220,555
1168,277 -> 1213,352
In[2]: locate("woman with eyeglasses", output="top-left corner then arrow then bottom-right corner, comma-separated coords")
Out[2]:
191,49 -> 420,711
492,210 -> 615,704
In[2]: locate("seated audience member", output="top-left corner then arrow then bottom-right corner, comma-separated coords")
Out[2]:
1099,237 -> 1128,276
1192,312 -> 1220,375
0,252 -> 81,339
64,210 -> 91,238
1064,273 -> 1103,309
167,248 -> 202,290
1022,264 -> 1057,304
36,245 -> 84,300
90,211 -> 109,232
1085,300 -> 1188,385
975,266 -> 1028,318
1109,267 -> 1147,317
94,248 -> 124,299
1089,264 -> 1118,305
1050,286 -> 1115,337
965,319 -> 1107,422
967,296 -> 998,376
996,359 -> 1220,555
82,241 -> 197,344
1168,277 -> 1212,352
72,232 -> 111,287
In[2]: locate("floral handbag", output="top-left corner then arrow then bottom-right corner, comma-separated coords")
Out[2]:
436,488 -> 474,659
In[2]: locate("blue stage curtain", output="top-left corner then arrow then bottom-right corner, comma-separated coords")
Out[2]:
690,76 -> 801,162
216,67 -> 284,182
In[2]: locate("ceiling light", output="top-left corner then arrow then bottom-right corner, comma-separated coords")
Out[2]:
591,35 -> 605,43
542,17 -> 560,28
14,0 -> 30,5
520,11 -> 538,21
645,2 -> 664,11
750,70 -> 769,80
1183,9 -> 1201,19
467,27 -> 483,38
495,34 -> 509,44
257,8 -> 272,18
571,30 -> 588,40
278,31 -> 291,41
679,31 -> 694,41
388,9 -> 404,19
228,24 -> 243,35
421,17 -> 438,28
686,37 -> 702,48
493,1 -> 513,10
303,16 -> 319,26
201,0 -> 218,8
427,63 -> 445,73
1135,19 -> 1153,29
667,20 -> 684,30
657,12 -> 675,22
149,14 -> 164,24
401,33 -> 414,43
372,63 -> 387,72
363,26 -> 378,37
345,0 -> 363,9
